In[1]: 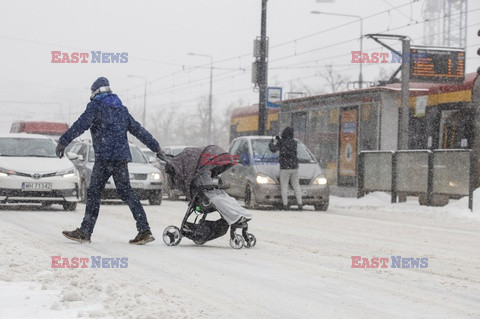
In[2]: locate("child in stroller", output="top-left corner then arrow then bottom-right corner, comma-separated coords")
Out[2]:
162,145 -> 256,249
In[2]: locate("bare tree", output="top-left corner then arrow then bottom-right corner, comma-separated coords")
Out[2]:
137,95 -> 247,149
150,106 -> 177,144
318,64 -> 349,93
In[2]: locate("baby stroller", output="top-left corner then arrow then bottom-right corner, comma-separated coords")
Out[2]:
162,145 -> 256,249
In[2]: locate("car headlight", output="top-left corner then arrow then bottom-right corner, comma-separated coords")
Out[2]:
0,167 -> 16,176
57,168 -> 77,178
312,175 -> 328,185
149,172 -> 162,181
256,173 -> 276,184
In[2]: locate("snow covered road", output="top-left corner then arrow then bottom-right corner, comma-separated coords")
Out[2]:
1,193 -> 479,318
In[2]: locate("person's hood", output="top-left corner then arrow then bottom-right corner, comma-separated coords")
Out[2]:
94,93 -> 123,108
281,126 -> 294,139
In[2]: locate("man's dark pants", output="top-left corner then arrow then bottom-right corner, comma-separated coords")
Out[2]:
80,160 -> 150,236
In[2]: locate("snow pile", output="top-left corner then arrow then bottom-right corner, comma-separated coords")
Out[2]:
332,191 -> 480,222
0,207 -> 198,319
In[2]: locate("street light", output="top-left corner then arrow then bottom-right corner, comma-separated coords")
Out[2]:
127,74 -> 147,127
311,11 -> 364,88
188,52 -> 213,144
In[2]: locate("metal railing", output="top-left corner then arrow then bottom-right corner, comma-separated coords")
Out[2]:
357,149 -> 473,210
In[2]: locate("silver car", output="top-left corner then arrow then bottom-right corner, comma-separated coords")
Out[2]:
67,141 -> 163,205
219,136 -> 329,210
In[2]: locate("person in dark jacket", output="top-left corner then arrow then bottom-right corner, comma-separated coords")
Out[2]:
269,126 -> 303,210
57,77 -> 164,245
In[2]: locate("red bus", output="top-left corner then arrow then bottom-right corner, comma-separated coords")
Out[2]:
10,121 -> 69,139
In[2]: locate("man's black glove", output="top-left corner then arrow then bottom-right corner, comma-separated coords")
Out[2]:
156,149 -> 166,161
275,135 -> 280,140
56,143 -> 66,159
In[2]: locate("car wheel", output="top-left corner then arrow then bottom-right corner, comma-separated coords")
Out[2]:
314,199 -> 329,211
63,202 -> 77,211
244,184 -> 258,210
80,180 -> 87,203
148,191 -> 162,205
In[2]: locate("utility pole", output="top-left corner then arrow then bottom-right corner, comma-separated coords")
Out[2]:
258,0 -> 268,136
399,38 -> 410,150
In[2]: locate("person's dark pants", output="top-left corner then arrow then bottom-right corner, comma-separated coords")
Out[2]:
80,160 -> 150,236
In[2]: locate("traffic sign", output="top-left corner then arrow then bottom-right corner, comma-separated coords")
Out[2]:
266,87 -> 282,108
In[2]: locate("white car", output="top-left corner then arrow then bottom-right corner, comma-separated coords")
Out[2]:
0,134 -> 79,210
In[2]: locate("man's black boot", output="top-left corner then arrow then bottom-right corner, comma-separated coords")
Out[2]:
62,228 -> 91,243
129,230 -> 155,245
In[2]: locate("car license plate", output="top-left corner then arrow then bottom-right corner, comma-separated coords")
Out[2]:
22,182 -> 52,191
288,189 -> 307,196
131,182 -> 143,189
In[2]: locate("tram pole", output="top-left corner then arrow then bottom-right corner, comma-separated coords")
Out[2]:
258,0 -> 268,136
399,38 -> 411,150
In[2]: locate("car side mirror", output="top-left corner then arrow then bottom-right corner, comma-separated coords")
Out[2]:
66,152 -> 78,160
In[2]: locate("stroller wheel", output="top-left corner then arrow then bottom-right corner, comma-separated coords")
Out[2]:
245,233 -> 256,248
229,234 -> 244,249
193,240 -> 206,245
163,226 -> 182,246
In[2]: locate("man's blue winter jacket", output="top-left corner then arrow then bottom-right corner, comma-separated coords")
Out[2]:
59,93 -> 160,161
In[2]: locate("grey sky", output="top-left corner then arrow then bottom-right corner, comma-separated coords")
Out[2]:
1,0 -> 479,133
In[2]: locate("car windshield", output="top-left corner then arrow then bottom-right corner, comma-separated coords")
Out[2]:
88,146 -> 147,163
142,150 -> 155,159
131,147 -> 147,163
0,138 -> 57,158
250,139 -> 316,163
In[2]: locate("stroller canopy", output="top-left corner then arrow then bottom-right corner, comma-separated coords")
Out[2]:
166,145 -> 233,200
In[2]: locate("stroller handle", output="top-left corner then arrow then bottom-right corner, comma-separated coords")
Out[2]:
158,154 -> 174,164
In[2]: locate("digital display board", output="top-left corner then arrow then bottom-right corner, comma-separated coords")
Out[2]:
410,46 -> 465,84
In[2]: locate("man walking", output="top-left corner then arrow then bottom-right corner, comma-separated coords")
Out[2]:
57,77 -> 164,245
269,127 -> 303,210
